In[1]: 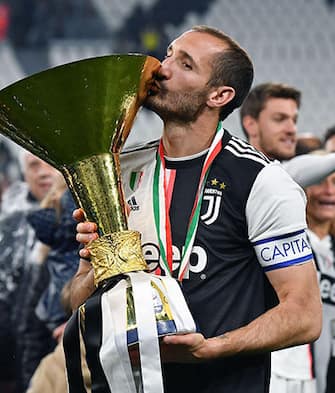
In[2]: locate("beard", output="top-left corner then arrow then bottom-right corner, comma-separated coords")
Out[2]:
144,87 -> 209,124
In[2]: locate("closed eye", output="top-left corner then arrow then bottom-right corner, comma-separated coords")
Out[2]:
182,62 -> 192,70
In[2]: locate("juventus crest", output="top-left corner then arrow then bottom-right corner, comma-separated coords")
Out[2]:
201,178 -> 225,225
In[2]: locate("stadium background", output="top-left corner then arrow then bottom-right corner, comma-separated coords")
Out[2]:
0,0 -> 335,147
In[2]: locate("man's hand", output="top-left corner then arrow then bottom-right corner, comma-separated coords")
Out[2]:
161,333 -> 224,362
73,208 -> 99,259
129,333 -> 225,366
70,208 -> 99,309
160,333 -> 207,363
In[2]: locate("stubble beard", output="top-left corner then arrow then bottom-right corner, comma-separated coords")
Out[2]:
270,144 -> 296,161
144,88 -> 209,124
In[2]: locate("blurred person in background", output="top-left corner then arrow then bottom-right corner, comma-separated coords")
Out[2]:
1,149 -> 56,213
268,153 -> 335,393
295,132 -> 322,156
240,82 -> 300,162
322,125 -> 335,393
0,137 -> 21,206
303,158 -> 335,393
25,180 -> 78,341
0,150 -> 58,393
20,174 -> 79,391
240,82 -> 335,189
26,278 -> 91,393
240,84 -> 335,393
323,125 -> 335,153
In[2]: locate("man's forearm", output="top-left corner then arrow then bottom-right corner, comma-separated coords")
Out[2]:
210,296 -> 321,359
70,260 -> 95,310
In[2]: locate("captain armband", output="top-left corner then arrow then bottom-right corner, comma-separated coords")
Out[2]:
252,229 -> 313,272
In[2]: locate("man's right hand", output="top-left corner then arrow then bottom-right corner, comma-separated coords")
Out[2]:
73,208 -> 99,259
70,208 -> 99,309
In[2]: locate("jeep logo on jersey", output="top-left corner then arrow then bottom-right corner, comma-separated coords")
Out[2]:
201,178 -> 225,225
317,271 -> 335,306
142,242 -> 208,279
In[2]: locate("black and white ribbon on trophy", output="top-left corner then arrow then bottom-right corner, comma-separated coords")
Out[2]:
63,271 -> 196,393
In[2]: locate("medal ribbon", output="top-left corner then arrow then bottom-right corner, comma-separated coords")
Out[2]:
153,122 -> 224,281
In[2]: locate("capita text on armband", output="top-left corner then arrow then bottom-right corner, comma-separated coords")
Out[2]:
252,229 -> 313,272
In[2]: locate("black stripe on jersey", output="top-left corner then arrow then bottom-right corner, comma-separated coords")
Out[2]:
225,137 -> 271,165
122,139 -> 160,155
231,137 -> 271,162
230,137 -> 271,163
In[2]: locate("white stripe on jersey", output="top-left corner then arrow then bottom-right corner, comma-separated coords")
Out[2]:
225,145 -> 270,166
225,137 -> 271,166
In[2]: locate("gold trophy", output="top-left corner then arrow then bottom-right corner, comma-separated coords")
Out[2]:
0,55 -> 196,393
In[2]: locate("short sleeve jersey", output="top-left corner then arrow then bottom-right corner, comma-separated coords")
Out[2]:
121,130 -> 312,393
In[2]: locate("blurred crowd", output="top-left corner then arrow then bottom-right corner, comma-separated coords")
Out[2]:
0,0 -> 108,47
0,145 -> 80,393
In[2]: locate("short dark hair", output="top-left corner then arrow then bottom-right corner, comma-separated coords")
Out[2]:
240,82 -> 301,137
323,125 -> 335,145
191,25 -> 254,121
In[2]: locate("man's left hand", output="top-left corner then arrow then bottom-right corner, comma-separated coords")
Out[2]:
161,332 -> 221,363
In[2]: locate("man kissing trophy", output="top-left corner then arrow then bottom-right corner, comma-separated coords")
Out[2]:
0,54 -> 196,393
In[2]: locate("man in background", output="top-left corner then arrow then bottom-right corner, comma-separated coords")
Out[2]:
0,150 -> 59,393
304,164 -> 335,393
0,137 -> 21,206
240,82 -> 300,161
240,82 -> 335,189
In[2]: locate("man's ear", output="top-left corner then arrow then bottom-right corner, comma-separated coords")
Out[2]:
207,86 -> 235,109
242,115 -> 259,139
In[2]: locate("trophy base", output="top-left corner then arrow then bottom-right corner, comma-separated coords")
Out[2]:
127,319 -> 177,346
124,272 -> 192,346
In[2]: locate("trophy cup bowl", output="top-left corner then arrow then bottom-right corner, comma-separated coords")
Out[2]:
0,54 -> 196,393
0,54 -> 161,279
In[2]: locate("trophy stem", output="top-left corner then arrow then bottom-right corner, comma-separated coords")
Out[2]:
63,153 -> 127,236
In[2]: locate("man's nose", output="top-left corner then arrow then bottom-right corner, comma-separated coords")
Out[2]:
159,58 -> 173,79
324,179 -> 335,193
286,118 -> 297,133
38,163 -> 54,177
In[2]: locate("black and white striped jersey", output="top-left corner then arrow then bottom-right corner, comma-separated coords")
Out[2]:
121,129 -> 313,393
307,231 -> 335,393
